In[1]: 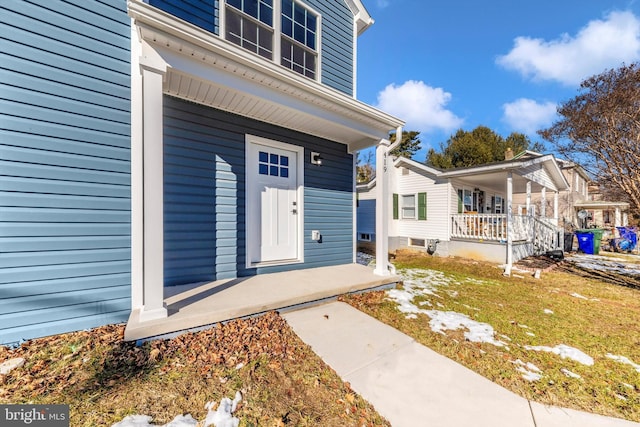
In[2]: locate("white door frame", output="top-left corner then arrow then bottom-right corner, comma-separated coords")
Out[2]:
245,134 -> 304,268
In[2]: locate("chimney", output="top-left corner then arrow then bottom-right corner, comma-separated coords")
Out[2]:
505,147 -> 514,160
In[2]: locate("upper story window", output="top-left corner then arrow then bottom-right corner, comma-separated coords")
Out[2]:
281,0 -> 317,78
224,0 -> 318,79
226,0 -> 274,59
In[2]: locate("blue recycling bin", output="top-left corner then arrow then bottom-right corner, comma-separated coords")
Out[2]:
616,226 -> 637,251
575,230 -> 596,254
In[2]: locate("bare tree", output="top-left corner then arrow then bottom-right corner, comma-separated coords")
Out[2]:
356,150 -> 375,183
539,63 -> 640,219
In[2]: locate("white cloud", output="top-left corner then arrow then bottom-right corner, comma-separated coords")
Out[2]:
497,11 -> 640,86
502,98 -> 557,135
375,80 -> 463,134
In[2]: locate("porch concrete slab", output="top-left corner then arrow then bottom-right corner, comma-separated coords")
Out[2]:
530,402 -> 640,427
124,264 -> 397,341
283,301 -> 535,427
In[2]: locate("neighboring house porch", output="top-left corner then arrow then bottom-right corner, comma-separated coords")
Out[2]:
357,154 -> 570,274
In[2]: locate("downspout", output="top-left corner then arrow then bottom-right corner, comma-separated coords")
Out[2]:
374,126 -> 403,276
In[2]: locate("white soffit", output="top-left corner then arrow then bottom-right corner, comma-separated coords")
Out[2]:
129,1 -> 402,151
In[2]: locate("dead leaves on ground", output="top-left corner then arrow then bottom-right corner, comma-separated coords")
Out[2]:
0,312 -> 390,426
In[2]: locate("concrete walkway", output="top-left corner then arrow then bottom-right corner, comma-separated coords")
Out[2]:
283,301 -> 640,427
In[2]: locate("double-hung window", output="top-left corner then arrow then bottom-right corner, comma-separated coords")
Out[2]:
224,0 -> 318,79
401,195 -> 416,219
280,0 -> 317,78
393,193 -> 427,220
226,0 -> 274,60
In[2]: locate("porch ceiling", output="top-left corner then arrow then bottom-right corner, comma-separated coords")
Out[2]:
130,0 -> 404,152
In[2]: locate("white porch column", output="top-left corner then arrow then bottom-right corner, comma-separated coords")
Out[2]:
138,43 -> 168,322
525,181 -> 531,215
623,212 -> 629,226
615,207 -> 622,227
505,172 -> 513,275
540,187 -> 546,218
553,191 -> 559,226
374,140 -> 391,276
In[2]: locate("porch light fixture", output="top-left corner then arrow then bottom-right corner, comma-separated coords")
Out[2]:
311,152 -> 322,165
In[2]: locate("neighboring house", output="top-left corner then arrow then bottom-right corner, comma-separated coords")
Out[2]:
357,153 -> 570,273
0,0 -> 403,345
512,156 -> 629,231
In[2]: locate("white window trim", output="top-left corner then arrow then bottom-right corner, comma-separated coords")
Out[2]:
245,134 -> 305,269
359,233 -> 371,242
401,194 -> 416,219
220,0 -> 322,81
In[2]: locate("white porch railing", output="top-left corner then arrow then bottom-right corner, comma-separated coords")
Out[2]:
532,216 -> 560,254
451,214 -> 508,241
451,214 -> 559,252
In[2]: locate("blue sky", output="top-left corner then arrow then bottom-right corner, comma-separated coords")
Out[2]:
356,0 -> 640,161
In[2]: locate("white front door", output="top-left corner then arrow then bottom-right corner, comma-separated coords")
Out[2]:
247,137 -> 302,266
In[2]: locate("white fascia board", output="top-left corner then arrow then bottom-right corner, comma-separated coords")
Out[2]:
439,162 -> 523,178
393,156 -> 442,177
356,177 -> 376,192
343,0 -> 374,35
152,44 -> 387,140
128,0 -> 402,144
574,201 -> 630,209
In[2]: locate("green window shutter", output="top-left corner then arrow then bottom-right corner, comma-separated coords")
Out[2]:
393,193 -> 399,219
457,189 -> 463,213
418,192 -> 427,220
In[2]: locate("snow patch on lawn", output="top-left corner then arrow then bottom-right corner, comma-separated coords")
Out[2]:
524,344 -> 594,366
570,293 -> 599,302
561,368 -> 582,379
513,359 -> 542,382
386,269 -> 508,347
112,392 -> 242,427
427,311 -> 507,347
543,309 -> 554,315
606,354 -> 640,373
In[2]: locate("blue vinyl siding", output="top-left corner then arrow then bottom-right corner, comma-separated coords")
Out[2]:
148,0 -> 354,95
0,1 -> 131,345
305,0 -> 354,95
149,0 -> 219,33
164,96 -> 354,286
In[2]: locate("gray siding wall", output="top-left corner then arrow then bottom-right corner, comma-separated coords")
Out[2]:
0,0 -> 131,345
164,96 -> 354,286
148,0 -> 354,95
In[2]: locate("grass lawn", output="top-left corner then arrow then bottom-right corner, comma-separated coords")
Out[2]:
342,250 -> 640,422
0,312 -> 390,426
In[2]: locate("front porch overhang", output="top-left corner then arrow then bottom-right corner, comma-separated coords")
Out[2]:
128,0 -> 403,153
128,0 -> 404,322
439,155 -> 569,194
124,264 -> 398,342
